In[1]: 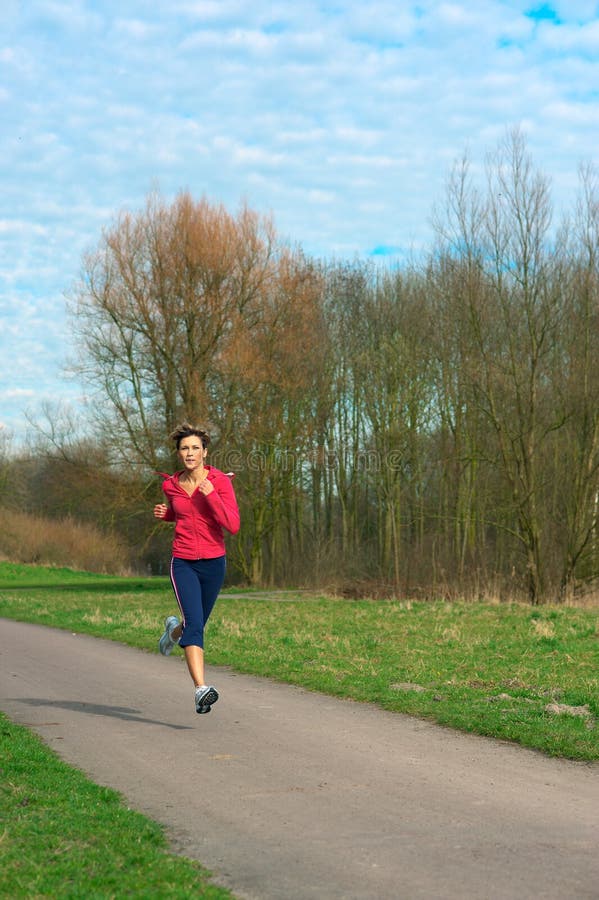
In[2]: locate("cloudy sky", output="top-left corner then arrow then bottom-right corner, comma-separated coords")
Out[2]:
1,0 -> 598,444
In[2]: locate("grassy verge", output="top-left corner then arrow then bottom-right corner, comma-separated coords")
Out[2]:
0,712 -> 232,898
1,562 -> 598,762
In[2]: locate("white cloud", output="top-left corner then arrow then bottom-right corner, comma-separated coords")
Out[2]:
113,18 -> 161,40
0,219 -> 49,236
437,3 -> 479,26
31,0 -> 104,33
540,19 -> 599,50
543,99 -> 597,124
1,388 -> 36,399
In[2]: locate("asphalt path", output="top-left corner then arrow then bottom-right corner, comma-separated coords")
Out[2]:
1,618 -> 598,900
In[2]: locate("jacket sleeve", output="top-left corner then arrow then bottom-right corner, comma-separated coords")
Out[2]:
160,476 -> 176,521
205,474 -> 240,535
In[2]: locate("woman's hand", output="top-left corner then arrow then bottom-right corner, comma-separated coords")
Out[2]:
154,503 -> 169,519
198,477 -> 214,496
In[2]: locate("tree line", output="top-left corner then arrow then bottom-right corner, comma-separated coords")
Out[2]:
6,131 -> 598,603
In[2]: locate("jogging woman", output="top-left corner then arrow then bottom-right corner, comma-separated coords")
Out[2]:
154,422 -> 240,714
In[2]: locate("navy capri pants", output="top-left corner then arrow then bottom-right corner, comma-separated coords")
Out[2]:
169,555 -> 226,648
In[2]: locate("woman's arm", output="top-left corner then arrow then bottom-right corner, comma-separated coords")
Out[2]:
204,475 -> 240,534
153,502 -> 175,521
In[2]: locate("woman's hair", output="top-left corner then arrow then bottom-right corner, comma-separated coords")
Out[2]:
169,422 -> 211,450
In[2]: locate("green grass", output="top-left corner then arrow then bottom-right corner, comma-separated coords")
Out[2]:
1,563 -> 599,765
0,712 -> 233,899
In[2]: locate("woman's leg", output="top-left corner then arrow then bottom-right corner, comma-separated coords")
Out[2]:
184,644 -> 206,687
169,556 -> 225,687
198,556 -> 226,633
186,557 -> 226,686
170,557 -> 204,686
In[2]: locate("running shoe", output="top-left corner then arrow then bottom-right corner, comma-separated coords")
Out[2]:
195,685 -> 219,714
158,615 -> 180,656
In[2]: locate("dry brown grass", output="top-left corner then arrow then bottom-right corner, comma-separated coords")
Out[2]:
330,572 -> 599,608
0,509 -> 130,574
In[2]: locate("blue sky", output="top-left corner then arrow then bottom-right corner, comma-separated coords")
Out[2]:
1,0 -> 599,445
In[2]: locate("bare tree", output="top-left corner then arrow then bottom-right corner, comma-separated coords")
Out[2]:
429,154 -> 492,584
69,191 -> 277,469
352,269 -> 434,593
216,251 -> 327,584
479,130 -> 565,602
430,130 -> 598,603
554,164 -> 599,599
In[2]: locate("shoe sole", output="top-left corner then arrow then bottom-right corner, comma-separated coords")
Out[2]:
196,687 -> 219,714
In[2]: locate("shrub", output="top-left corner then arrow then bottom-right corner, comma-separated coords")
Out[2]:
0,509 -> 130,574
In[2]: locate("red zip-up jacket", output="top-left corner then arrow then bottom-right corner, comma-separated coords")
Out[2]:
160,467 -> 240,560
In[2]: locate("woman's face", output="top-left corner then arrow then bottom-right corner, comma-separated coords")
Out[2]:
178,436 -> 207,471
